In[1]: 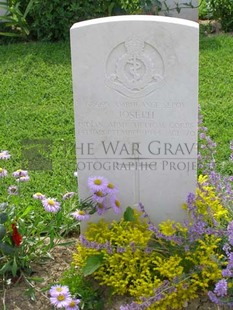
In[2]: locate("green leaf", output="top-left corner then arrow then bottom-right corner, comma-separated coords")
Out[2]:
27,276 -> 44,283
0,225 -> 6,240
0,261 -> 12,275
0,213 -> 8,224
123,206 -> 135,222
21,205 -> 33,218
0,31 -> 21,37
12,256 -> 18,277
25,287 -> 36,301
56,241 -> 76,247
82,254 -> 104,276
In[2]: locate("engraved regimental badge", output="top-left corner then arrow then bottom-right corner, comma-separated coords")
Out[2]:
106,36 -> 165,98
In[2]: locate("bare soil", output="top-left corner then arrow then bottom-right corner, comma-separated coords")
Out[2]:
0,241 -> 230,310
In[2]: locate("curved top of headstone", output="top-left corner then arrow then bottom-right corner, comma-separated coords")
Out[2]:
71,15 -> 199,31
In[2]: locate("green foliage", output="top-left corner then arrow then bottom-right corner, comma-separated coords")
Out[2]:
0,153 -> 80,278
208,0 -> 233,31
28,0 -> 123,41
198,0 -> 213,19
61,266 -> 104,310
124,206 -> 136,222
118,0 -> 140,13
82,254 -> 104,276
0,0 -> 34,38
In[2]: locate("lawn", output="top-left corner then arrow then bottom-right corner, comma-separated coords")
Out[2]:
0,32 -> 233,197
199,33 -> 233,174
0,41 -> 76,197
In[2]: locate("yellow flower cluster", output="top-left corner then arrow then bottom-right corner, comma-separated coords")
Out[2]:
186,175 -> 229,222
159,220 -> 187,236
186,234 -> 224,289
72,193 -> 226,310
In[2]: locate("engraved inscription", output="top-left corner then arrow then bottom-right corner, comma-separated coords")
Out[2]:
106,36 -> 165,98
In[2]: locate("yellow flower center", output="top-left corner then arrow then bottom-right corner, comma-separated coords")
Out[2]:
96,191 -> 103,197
78,210 -> 85,215
56,287 -> 62,292
57,294 -> 65,301
36,192 -> 42,196
48,199 -> 55,206
0,168 -> 2,172
69,301 -> 76,307
94,179 -> 102,185
115,200 -> 120,208
108,183 -> 114,189
98,203 -> 104,209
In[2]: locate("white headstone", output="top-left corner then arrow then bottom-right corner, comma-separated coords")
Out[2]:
71,16 -> 199,224
159,0 -> 198,22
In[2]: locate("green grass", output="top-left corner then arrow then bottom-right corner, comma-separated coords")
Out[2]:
0,42 -> 76,197
0,32 -> 233,194
199,34 -> 233,174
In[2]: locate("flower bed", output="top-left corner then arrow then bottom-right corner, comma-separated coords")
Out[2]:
0,110 -> 233,309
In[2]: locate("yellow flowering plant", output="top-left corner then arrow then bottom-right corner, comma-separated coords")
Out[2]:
70,174 -> 233,309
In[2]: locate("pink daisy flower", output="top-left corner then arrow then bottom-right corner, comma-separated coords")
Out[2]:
8,185 -> 18,195
110,196 -> 122,214
42,198 -> 61,213
33,192 -> 46,200
63,192 -> 75,200
0,168 -> 7,177
16,175 -> 30,182
96,202 -> 108,216
50,293 -> 72,309
50,284 -> 70,297
71,210 -> 90,221
92,190 -> 107,203
106,182 -> 118,195
87,176 -> 108,193
12,169 -> 28,178
0,150 -> 10,160
65,298 -> 81,310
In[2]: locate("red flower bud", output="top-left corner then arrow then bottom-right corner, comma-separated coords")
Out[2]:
11,223 -> 22,247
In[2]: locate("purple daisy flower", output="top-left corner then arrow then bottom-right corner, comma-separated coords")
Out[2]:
96,202 -> 108,215
0,168 -> 7,177
8,185 -> 18,195
63,192 -> 75,200
110,196 -> 121,214
0,150 -> 11,160
42,198 -> 61,213
50,293 -> 72,309
33,192 -> 46,200
16,175 -> 30,182
65,298 -> 81,310
50,284 -> 70,297
87,176 -> 108,193
71,210 -> 90,221
92,190 -> 107,203
12,169 -> 28,178
106,182 -> 118,195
